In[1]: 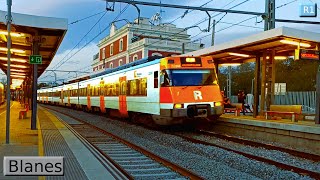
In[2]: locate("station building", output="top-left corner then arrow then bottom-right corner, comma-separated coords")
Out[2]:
91,17 -> 203,72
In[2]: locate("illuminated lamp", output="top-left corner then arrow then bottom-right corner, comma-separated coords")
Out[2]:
11,72 -> 26,76
0,31 -> 24,37
0,57 -> 27,63
215,102 -> 222,107
229,52 -> 250,57
3,64 -> 28,68
11,69 -> 27,72
186,57 -> 196,62
11,74 -> 25,78
220,63 -> 241,67
174,104 -> 184,108
0,47 -> 26,53
266,56 -> 287,60
280,40 -> 311,48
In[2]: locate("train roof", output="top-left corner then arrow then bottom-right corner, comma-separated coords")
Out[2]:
90,56 -> 163,79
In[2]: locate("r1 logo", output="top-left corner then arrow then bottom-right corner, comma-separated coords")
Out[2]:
299,3 -> 317,17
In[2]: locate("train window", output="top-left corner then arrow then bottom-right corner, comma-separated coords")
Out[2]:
115,82 -> 120,96
154,71 -> 158,88
120,81 -> 126,95
127,78 -> 147,96
140,78 -> 147,96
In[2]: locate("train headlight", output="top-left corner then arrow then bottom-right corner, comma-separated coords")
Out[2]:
214,102 -> 222,107
174,104 -> 184,108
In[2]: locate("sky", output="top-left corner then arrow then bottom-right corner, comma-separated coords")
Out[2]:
0,0 -> 320,83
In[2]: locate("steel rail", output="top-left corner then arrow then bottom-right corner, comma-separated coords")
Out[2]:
171,133 -> 320,179
196,129 -> 320,162
44,106 -> 203,180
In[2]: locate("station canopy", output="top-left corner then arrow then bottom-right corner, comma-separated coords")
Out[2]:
183,27 -> 320,65
0,10 -> 67,87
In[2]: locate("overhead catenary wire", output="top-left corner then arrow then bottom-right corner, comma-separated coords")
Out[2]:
41,3 -> 131,81
136,0 -> 251,51
49,4 -> 131,82
187,0 -> 298,45
70,0 -> 250,76
69,0 -> 221,76
69,11 -> 106,25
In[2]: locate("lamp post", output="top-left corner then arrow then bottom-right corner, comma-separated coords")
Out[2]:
5,0 -> 12,144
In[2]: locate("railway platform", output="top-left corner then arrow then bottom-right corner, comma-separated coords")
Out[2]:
0,101 -> 126,180
210,114 -> 320,155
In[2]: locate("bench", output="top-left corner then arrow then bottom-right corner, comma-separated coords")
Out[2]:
224,103 -> 243,116
264,105 -> 302,122
19,104 -> 29,119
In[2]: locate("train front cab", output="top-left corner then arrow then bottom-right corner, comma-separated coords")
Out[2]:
153,56 -> 224,125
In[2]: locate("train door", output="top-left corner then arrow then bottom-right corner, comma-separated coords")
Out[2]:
67,88 -> 71,106
119,76 -> 128,117
60,89 -> 64,104
100,80 -> 106,113
87,84 -> 91,110
46,91 -> 49,103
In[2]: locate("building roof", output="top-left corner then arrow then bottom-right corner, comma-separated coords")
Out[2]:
0,10 -> 67,82
183,27 -> 320,63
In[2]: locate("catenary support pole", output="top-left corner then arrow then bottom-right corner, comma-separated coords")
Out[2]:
5,0 -> 12,144
211,19 -> 215,46
253,55 -> 260,117
316,65 -> 320,124
182,43 -> 185,54
31,38 -> 39,130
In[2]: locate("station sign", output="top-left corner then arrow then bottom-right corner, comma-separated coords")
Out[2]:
299,49 -> 320,60
29,55 -> 42,64
180,57 -> 202,67
299,3 -> 317,17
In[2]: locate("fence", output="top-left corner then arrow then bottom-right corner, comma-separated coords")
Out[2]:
230,91 -> 316,113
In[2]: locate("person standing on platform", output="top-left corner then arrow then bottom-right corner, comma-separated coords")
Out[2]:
238,90 -> 246,115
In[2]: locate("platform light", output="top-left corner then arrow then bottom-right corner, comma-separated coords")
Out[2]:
229,52 -> 250,57
220,63 -> 241,67
266,56 -> 287,60
11,72 -> 26,76
11,69 -> 27,72
11,74 -> 25,78
0,31 -> 24,37
3,64 -> 28,68
280,40 -> 311,48
0,47 -> 26,53
0,57 -> 27,63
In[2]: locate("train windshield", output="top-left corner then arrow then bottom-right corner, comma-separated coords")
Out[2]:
161,69 -> 218,87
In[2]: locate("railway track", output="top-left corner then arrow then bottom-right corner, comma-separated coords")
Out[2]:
194,129 -> 320,162
168,132 -> 320,179
44,106 -> 203,180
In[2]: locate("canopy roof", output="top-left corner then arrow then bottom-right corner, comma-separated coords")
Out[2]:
184,27 -> 320,63
0,10 -> 67,82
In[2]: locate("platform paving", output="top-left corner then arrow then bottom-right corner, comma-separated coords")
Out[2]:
0,102 -> 118,180
220,114 -> 320,134
0,101 -> 38,180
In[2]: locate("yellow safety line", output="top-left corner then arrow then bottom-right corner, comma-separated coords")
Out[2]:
37,112 -> 46,180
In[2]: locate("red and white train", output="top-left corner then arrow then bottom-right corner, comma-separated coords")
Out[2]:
38,56 -> 224,125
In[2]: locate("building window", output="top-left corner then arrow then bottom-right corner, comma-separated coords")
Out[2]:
133,54 -> 138,61
119,59 -> 123,66
110,62 -> 113,69
110,44 -> 113,56
102,48 -> 105,59
119,39 -> 123,52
